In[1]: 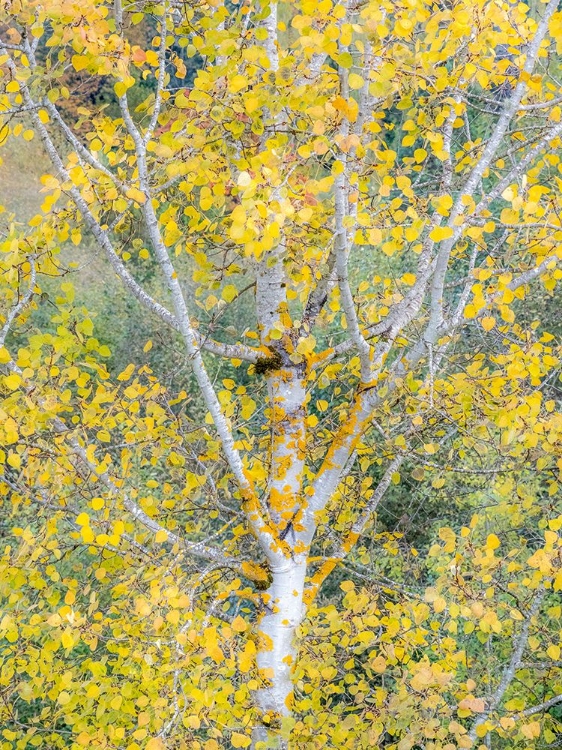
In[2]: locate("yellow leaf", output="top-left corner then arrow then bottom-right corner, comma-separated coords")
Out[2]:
244,95 -> 260,113
432,595 -> 447,613
433,194 -> 453,215
348,73 -> 364,89
459,697 -> 486,713
410,666 -> 434,690
145,50 -> 159,66
486,533 -> 500,550
117,363 -> 135,381
481,316 -> 496,331
229,75 -> 247,93
155,530 -> 168,543
237,171 -> 252,187
232,615 -> 247,633
222,284 -> 238,303
241,397 -> 256,420
231,733 -> 251,748
429,226 -> 454,242
371,655 -> 386,673
332,160 -> 345,175
241,561 -> 270,584
81,526 -> 95,543
72,55 -> 89,72
296,335 -> 316,356
521,722 -> 541,740
4,373 -> 21,390
138,712 -> 150,727
61,630 -> 74,650
7,453 -> 21,469
146,739 -> 165,750
114,81 -> 128,98
124,385 -> 138,399
126,187 -> 146,204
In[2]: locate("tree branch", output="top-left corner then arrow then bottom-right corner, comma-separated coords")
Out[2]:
468,588 -> 546,742
117,88 -> 287,564
304,453 -> 404,604
0,255 -> 36,348
511,693 -> 562,720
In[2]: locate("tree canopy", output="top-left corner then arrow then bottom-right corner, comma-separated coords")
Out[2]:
1,0 -> 562,748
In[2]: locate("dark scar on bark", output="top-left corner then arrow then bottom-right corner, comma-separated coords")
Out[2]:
254,352 -> 284,375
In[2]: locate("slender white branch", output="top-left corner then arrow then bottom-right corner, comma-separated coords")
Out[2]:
334,173 -> 371,380
1,50 -> 260,365
2,354 -> 234,568
442,96 -> 460,191
46,102 -> 129,192
1,44 -> 279,559
262,1 -> 279,72
0,256 -> 36,348
114,0 -> 123,32
519,95 -> 562,110
511,693 -> 562,719
117,91 -> 283,563
468,588 -> 546,742
144,10 -> 168,142
427,0 -> 558,340
507,252 -> 561,291
334,453 -> 404,556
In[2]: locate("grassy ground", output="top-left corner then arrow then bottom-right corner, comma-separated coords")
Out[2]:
0,133 -> 46,222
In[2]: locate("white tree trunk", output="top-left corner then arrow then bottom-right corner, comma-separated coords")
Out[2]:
254,558 -> 307,747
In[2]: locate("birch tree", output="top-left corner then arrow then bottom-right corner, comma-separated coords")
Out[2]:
1,0 -> 562,747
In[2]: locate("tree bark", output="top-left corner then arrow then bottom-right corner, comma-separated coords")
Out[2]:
253,558 -> 307,748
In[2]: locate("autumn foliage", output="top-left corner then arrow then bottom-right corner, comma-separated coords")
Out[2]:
1,0 -> 562,748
